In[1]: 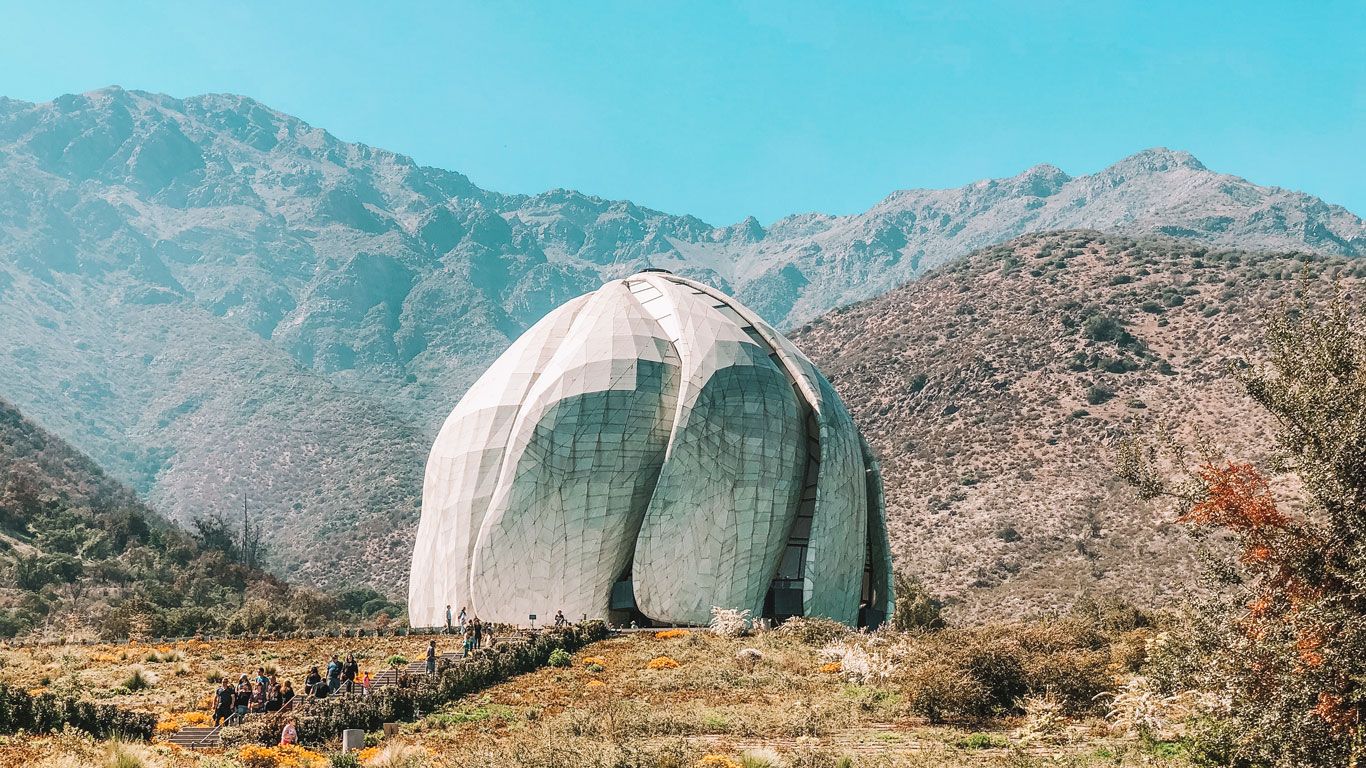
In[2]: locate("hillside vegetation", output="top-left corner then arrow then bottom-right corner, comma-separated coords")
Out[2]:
793,230 -> 1365,619
0,397 -> 397,639
1,87 -> 1362,593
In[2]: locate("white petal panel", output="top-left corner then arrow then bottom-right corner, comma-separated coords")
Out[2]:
468,282 -> 679,623
407,295 -> 591,626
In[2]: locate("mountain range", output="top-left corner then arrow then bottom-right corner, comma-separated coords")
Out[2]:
0,86 -> 1361,597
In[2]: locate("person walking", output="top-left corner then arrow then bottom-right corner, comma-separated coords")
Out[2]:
361,671 -> 372,697
426,639 -> 437,675
458,606 -> 467,636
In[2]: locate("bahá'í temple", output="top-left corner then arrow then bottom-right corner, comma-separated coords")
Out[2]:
408,270 -> 893,628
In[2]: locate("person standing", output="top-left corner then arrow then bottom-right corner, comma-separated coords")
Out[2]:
472,616 -> 483,649
326,655 -> 343,694
458,606 -> 468,636
361,671 -> 372,697
233,678 -> 251,723
279,718 -> 298,746
280,681 -> 296,710
342,654 -> 359,695
303,666 -> 322,697
445,604 -> 453,633
426,639 -> 437,675
212,678 -> 234,727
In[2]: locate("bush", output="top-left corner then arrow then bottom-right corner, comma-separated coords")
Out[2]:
0,682 -> 155,740
708,607 -> 752,638
548,649 -> 571,667
891,571 -> 945,631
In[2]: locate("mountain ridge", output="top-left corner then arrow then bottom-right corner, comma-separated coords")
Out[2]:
0,85 -> 1361,596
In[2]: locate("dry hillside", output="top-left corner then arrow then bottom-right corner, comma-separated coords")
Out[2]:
793,230 -> 1364,620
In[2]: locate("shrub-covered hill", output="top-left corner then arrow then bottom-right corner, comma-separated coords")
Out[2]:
792,230 -> 1365,620
0,397 -> 399,638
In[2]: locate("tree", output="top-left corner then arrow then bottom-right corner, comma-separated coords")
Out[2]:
1118,293 -> 1366,766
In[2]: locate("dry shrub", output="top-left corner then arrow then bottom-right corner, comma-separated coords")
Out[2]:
708,607 -> 752,638
774,616 -> 850,646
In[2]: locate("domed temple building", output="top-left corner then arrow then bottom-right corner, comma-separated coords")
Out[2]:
409,271 -> 893,628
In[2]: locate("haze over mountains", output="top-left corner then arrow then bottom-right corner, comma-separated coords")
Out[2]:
0,86 -> 1361,597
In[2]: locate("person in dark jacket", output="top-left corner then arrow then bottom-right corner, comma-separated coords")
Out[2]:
280,680 -> 296,710
234,679 -> 252,722
471,616 -> 483,649
304,666 -> 322,696
342,654 -> 359,694
426,640 -> 437,674
212,678 -> 235,727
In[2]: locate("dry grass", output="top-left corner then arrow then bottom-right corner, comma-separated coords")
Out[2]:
0,623 -> 1197,766
0,635 -> 444,715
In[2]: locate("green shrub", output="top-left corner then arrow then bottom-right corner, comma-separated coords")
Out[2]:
548,649 -> 572,667
0,682 -> 155,740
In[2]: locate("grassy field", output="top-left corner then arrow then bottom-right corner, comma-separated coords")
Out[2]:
0,619 -> 1198,767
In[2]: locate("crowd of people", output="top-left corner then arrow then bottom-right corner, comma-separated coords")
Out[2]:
443,604 -> 490,654
206,606 -> 572,732
209,652 -> 389,727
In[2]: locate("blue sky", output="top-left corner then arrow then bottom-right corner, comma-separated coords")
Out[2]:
1,1 -> 1361,225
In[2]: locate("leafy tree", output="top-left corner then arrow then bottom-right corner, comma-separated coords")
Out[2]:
1118,294 -> 1366,766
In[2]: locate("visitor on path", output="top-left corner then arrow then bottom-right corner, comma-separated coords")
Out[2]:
458,606 -> 468,636
234,679 -> 251,723
280,681 -> 296,710
255,667 -> 269,688
250,681 -> 267,713
445,604 -> 453,633
313,677 -> 330,700
426,640 -> 437,674
342,654 -> 359,694
554,610 -> 567,628
265,682 -> 282,713
361,671 -> 371,697
279,718 -> 298,747
326,655 -> 342,694
212,678 -> 234,727
463,627 -> 474,656
472,616 -> 483,649
303,666 -> 322,697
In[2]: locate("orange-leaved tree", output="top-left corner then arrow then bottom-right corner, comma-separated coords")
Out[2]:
1118,293 -> 1366,767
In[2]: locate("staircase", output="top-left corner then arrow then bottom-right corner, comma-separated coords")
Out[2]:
164,725 -> 221,749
